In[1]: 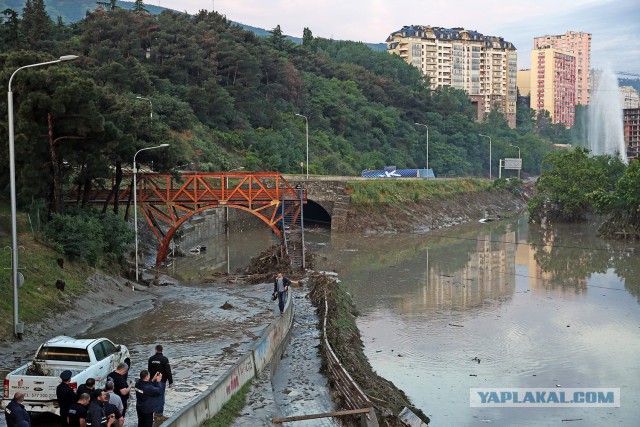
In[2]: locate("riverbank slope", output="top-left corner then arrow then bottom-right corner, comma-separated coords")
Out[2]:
345,179 -> 525,233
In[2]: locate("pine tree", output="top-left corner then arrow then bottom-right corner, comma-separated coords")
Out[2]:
1,8 -> 21,48
21,0 -> 52,45
133,0 -> 147,13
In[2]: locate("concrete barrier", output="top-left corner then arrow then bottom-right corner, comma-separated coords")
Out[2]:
162,290 -> 294,426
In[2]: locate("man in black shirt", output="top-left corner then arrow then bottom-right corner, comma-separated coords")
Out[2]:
147,344 -> 173,419
76,378 -> 97,402
56,370 -> 76,426
106,364 -> 131,417
67,393 -> 89,427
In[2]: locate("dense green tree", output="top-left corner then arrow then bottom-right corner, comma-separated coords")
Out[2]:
591,159 -> 640,237
21,0 -> 53,47
528,148 -> 611,222
133,0 -> 147,14
1,8 -> 21,48
302,27 -> 314,49
269,24 -> 288,52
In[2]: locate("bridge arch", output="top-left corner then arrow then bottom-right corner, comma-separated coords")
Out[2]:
155,204 -> 282,265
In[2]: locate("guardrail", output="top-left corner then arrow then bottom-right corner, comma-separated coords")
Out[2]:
322,291 -> 378,426
161,291 -> 294,427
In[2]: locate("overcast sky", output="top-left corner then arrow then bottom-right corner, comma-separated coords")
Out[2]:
150,0 -> 639,74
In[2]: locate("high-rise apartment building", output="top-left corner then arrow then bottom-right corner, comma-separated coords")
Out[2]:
624,108 -> 640,159
533,31 -> 591,105
620,86 -> 640,109
530,48 -> 577,127
387,25 -> 518,128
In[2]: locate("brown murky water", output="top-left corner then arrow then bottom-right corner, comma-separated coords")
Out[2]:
310,217 -> 640,425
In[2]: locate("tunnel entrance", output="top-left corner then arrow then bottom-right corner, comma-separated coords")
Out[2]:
303,200 -> 331,228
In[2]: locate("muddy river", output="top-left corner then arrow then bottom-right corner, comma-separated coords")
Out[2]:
310,217 -> 640,425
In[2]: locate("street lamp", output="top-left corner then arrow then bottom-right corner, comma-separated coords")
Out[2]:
510,144 -> 521,179
295,113 -> 309,179
479,134 -> 492,180
133,144 -> 169,282
414,123 -> 429,178
7,54 -> 78,338
136,96 -> 153,118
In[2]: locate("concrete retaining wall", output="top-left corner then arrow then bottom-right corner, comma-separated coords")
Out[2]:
161,291 -> 294,427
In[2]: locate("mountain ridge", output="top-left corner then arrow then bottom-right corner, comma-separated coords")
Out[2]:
0,0 -> 387,50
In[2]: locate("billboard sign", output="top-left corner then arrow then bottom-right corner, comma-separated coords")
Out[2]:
504,158 -> 522,170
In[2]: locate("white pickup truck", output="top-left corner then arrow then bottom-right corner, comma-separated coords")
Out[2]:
1,336 -> 130,415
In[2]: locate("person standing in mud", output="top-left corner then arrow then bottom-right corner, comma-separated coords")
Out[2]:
135,370 -> 163,427
147,344 -> 173,421
273,273 -> 297,314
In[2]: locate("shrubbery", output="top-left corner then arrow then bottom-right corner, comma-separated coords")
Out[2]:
44,208 -> 134,266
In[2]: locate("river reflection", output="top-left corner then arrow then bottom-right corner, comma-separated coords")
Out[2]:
311,217 -> 640,426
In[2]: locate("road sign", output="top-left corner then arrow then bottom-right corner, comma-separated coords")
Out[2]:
504,158 -> 522,170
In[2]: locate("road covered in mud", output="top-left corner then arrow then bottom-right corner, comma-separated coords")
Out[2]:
0,276 -> 277,427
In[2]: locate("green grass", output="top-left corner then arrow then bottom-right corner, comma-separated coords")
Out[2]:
201,380 -> 252,427
347,178 -> 491,206
0,203 -> 94,339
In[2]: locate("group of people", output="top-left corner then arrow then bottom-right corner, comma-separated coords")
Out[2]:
4,345 -> 173,427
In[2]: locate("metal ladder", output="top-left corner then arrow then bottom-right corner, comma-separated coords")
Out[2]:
281,189 -> 306,270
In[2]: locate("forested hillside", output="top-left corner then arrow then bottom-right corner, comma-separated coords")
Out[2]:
0,1 -> 566,212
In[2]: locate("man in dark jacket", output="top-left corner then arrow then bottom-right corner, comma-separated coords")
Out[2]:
4,392 -> 30,427
56,370 -> 76,426
86,390 -> 115,427
147,344 -> 173,419
135,370 -> 162,427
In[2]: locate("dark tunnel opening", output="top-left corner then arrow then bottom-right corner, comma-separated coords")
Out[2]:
303,200 -> 331,229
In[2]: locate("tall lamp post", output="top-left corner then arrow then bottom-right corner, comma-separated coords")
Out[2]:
295,113 -> 309,179
136,96 -> 153,118
8,55 -> 78,338
479,134 -> 492,180
414,123 -> 429,178
133,144 -> 169,282
510,144 -> 521,179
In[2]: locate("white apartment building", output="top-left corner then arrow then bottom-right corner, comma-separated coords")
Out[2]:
387,25 -> 518,128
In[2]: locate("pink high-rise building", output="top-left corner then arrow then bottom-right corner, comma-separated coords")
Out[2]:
530,48 -> 577,127
534,31 -> 591,105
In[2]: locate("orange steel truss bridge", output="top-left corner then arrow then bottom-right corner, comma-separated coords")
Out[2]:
84,172 -> 306,265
